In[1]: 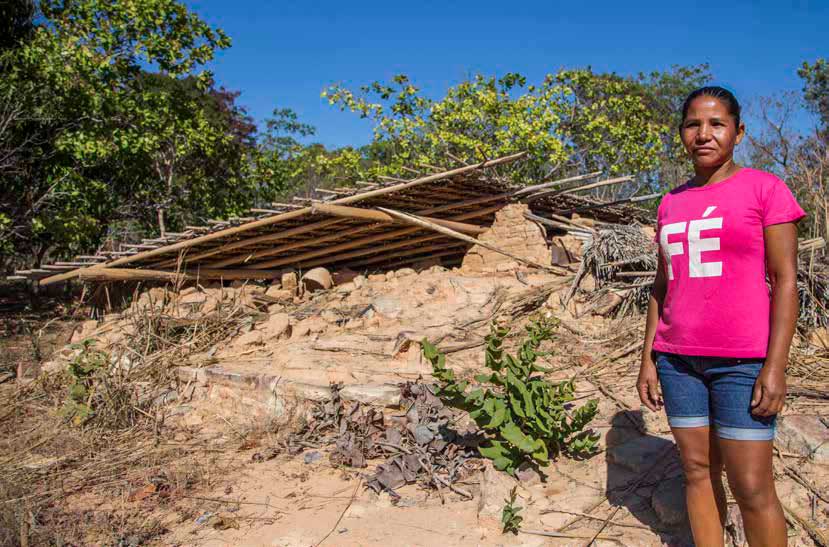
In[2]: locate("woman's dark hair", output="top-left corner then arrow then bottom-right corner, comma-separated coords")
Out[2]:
680,86 -> 741,128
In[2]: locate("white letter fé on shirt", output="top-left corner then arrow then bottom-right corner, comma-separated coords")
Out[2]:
660,206 -> 723,280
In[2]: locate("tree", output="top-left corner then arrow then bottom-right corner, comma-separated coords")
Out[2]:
631,64 -> 712,189
322,67 -> 709,191
745,92 -> 828,241
799,59 -> 829,132
253,107 -> 362,200
0,0 -> 232,269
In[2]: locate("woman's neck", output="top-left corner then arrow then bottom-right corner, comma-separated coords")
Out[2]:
691,159 -> 741,187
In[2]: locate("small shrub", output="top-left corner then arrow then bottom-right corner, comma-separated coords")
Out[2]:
61,339 -> 109,426
422,316 -> 599,475
501,486 -> 523,535
60,340 -> 138,429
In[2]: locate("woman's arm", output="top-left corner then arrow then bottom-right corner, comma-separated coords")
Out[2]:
753,222 -> 800,417
637,249 -> 667,411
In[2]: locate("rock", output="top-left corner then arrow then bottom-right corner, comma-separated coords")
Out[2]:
235,330 -> 264,346
292,317 -> 327,338
641,407 -> 671,436
281,271 -> 298,290
411,257 -> 441,271
549,242 -> 572,266
201,296 -> 220,315
303,451 -> 323,464
551,235 -> 584,260
179,290 -> 207,305
477,461 -> 517,526
179,286 -> 198,297
332,268 -> 358,285
265,285 -> 294,301
570,214 -> 596,229
651,476 -> 687,526
395,268 -> 416,278
335,282 -> 355,294
367,274 -> 386,283
515,462 -> 541,486
372,296 -> 403,319
428,265 -> 446,274
413,424 -> 435,445
775,415 -> 829,462
352,275 -> 367,288
70,319 -> 99,344
301,267 -> 333,292
258,313 -> 291,339
592,291 -> 623,316
607,436 -> 674,474
339,384 -> 401,406
320,310 -> 341,324
239,284 -> 265,295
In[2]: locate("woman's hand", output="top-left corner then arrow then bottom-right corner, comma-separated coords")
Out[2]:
751,363 -> 787,417
637,358 -> 663,412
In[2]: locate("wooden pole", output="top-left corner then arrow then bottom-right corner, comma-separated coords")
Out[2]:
524,176 -> 633,202
77,267 -> 282,282
376,207 -> 566,274
512,171 -> 602,196
524,212 -> 597,234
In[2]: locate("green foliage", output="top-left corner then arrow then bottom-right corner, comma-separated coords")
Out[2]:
501,486 -> 523,535
61,339 -> 109,426
422,316 -> 599,475
323,67 -> 708,185
0,0 -> 242,267
253,108 -> 364,199
799,58 -> 829,130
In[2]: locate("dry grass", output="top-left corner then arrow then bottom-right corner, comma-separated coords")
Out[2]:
0,284 -> 264,547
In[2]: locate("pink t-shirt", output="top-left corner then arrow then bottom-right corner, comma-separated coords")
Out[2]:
652,168 -> 806,358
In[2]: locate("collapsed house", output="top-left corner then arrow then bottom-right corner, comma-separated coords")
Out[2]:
10,152 -> 656,286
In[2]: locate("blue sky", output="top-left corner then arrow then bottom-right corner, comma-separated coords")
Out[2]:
185,0 -> 827,148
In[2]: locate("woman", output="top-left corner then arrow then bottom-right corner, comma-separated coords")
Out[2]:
637,86 -> 805,547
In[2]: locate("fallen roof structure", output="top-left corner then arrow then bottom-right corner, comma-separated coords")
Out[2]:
12,152 -> 657,285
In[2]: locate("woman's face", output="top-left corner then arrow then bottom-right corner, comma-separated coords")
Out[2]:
680,96 -> 745,169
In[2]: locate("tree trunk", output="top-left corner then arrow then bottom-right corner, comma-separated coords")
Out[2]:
157,208 -> 166,238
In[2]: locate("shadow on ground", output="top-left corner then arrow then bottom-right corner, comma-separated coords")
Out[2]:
605,410 -> 695,546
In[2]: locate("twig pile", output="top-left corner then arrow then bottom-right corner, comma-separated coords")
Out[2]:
565,223 -> 657,317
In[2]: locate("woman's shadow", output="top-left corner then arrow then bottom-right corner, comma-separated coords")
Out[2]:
605,409 -> 695,546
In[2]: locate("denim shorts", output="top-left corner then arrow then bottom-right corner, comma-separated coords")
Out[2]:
655,352 -> 776,441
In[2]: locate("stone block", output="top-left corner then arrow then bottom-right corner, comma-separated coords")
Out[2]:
281,271 -> 298,290
301,267 -> 333,292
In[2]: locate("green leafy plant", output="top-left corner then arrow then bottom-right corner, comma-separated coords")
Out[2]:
61,339 -> 109,426
422,316 -> 599,475
501,486 -> 523,535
